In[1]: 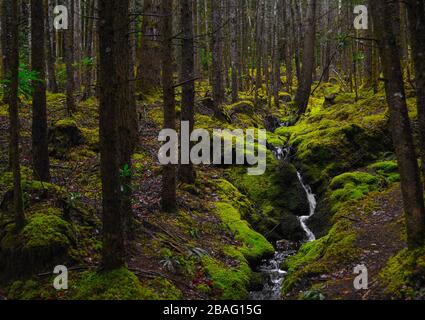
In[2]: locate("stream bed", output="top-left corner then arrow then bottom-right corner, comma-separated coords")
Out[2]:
249,162 -> 318,300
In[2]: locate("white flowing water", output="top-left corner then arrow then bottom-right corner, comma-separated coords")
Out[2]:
296,171 -> 317,242
249,146 -> 318,300
249,243 -> 297,300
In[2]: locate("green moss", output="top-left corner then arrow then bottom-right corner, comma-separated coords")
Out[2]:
7,280 -> 43,300
214,179 -> 274,260
71,268 -> 159,300
379,246 -> 425,299
215,202 -> 274,262
145,277 -> 183,300
202,246 -> 252,300
369,161 -> 400,184
81,127 -> 99,151
0,103 -> 8,117
55,118 -> 78,128
328,172 -> 380,212
21,209 -> 74,250
281,219 -> 358,295
274,86 -> 390,188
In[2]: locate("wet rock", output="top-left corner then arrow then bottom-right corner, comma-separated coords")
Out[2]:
274,162 -> 310,217
280,211 -> 306,242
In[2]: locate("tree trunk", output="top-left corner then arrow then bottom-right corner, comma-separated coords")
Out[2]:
161,0 -> 177,213
98,0 -> 126,270
65,0 -> 76,114
31,0 -> 51,182
178,0 -> 197,184
1,0 -> 25,231
406,0 -> 425,189
45,0 -> 58,93
294,0 -> 317,115
371,0 -> 425,248
136,0 -> 162,95
211,0 -> 224,109
230,0 -> 239,103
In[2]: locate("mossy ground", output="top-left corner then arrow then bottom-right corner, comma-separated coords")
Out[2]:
0,80 -> 422,301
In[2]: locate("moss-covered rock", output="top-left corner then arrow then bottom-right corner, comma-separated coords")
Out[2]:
281,219 -> 359,296
225,156 -> 307,241
202,246 -> 252,300
379,246 -> 425,299
214,179 -> 274,263
328,172 -> 381,213
71,268 -> 160,300
275,89 -> 392,191
48,118 -> 85,158
0,207 -> 74,279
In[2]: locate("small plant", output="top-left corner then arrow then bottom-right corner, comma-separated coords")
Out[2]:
187,247 -> 208,260
189,228 -> 201,239
0,64 -> 41,100
301,289 -> 326,301
160,256 -> 180,274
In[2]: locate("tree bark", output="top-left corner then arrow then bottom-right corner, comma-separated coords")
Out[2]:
31,0 -> 51,182
65,0 -> 76,114
294,0 -> 317,115
230,0 -> 239,103
1,0 -> 25,231
45,0 -> 58,93
371,0 -> 425,248
98,0 -> 126,270
406,0 -> 425,189
178,0 -> 197,184
211,0 -> 224,109
136,0 -> 162,94
161,0 -> 177,213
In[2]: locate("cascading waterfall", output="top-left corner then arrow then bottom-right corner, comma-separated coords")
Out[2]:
296,171 -> 317,242
250,144 -> 318,300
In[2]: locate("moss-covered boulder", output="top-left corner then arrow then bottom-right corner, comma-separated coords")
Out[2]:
379,246 -> 425,299
225,156 -> 307,241
202,246 -> 252,300
0,208 -> 75,279
70,268 -> 182,300
48,118 -> 85,158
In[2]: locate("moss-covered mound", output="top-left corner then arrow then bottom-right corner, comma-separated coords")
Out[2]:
0,207 -> 75,279
214,179 -> 274,263
380,246 -> 425,299
225,153 -> 307,241
48,118 -> 85,159
70,268 -> 183,300
281,218 -> 359,296
275,90 -> 393,191
202,246 -> 252,300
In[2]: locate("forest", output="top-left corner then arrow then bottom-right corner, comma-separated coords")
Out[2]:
0,0 -> 424,301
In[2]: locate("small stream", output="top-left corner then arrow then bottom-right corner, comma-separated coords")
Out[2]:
249,147 -> 318,300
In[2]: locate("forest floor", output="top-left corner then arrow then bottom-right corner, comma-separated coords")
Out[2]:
1,83 -> 424,300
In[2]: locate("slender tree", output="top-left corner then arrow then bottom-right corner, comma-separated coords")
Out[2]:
230,0 -> 239,103
1,0 -> 25,230
161,0 -> 177,213
98,0 -> 127,269
294,0 -> 317,115
211,0 -> 224,109
370,0 -> 425,248
31,0 -> 50,182
45,0 -> 58,93
406,0 -> 425,188
136,0 -> 161,94
65,0 -> 76,115
179,0 -> 197,184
